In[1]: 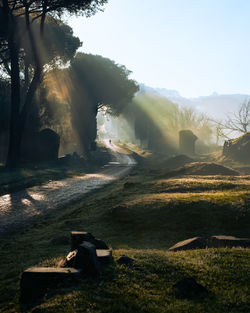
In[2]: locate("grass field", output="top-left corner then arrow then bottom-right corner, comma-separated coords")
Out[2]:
0,151 -> 249,312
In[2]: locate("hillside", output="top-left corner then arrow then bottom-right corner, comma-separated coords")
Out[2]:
139,84 -> 250,120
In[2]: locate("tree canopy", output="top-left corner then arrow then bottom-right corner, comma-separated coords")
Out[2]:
0,0 -> 108,167
69,53 -> 139,115
35,53 -> 138,155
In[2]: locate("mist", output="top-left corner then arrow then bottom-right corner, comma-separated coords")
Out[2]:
97,89 -> 217,156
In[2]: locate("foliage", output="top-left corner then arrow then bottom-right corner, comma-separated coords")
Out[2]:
69,53 -> 139,115
39,53 -> 138,154
0,0 -> 108,167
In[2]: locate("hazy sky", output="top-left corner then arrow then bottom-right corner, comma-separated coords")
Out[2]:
68,0 -> 250,98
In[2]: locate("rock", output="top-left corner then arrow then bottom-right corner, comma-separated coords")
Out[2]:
117,255 -> 134,266
96,249 -> 113,264
208,235 -> 250,248
78,242 -> 101,275
179,130 -> 198,156
173,277 -> 208,298
70,231 -> 109,250
91,239 -> 109,250
60,248 -> 112,268
50,236 -> 69,246
20,267 -> 81,303
59,250 -> 78,268
62,242 -> 100,275
168,237 -> 207,251
37,129 -> 60,162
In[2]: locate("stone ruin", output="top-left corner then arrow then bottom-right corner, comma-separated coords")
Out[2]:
36,129 -> 60,162
22,128 -> 60,164
19,232 -> 250,306
223,132 -> 250,163
179,130 -> 198,156
20,231 -> 112,304
168,235 -> 250,251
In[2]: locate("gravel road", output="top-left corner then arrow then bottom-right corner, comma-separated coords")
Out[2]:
0,142 -> 136,235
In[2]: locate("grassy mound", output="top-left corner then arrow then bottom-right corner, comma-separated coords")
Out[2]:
0,155 -> 249,312
165,154 -> 195,169
223,132 -> 250,164
167,162 -> 239,177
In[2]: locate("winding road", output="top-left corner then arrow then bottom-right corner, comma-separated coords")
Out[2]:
0,141 -> 136,235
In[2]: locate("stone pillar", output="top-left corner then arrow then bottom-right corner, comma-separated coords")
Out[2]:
179,130 -> 198,155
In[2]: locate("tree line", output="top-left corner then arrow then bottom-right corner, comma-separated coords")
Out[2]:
0,0 -> 139,166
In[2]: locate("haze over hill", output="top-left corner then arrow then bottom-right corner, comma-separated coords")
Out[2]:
139,84 -> 250,120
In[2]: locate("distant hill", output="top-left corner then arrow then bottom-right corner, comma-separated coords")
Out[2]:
139,84 -> 250,120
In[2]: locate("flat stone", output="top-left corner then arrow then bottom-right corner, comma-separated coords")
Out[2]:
168,237 -> 207,251
96,249 -> 113,264
23,267 -> 80,274
208,235 -> 250,248
20,267 -> 81,303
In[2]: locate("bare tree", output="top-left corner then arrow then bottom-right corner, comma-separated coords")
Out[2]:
213,100 -> 250,140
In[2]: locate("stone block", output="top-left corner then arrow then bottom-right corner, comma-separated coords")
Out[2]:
60,248 -> 112,268
62,242 -> 100,275
179,130 -> 198,155
96,249 -> 113,264
92,239 -> 109,250
168,237 -> 206,251
70,231 -> 108,250
70,231 -> 95,250
20,267 -> 81,303
77,242 -> 101,275
208,235 -> 250,248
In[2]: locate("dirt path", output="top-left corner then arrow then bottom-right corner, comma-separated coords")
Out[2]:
0,143 -> 136,235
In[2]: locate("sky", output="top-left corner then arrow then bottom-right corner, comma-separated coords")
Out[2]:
68,0 -> 250,98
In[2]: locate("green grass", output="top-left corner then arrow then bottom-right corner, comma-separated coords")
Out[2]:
0,154 -> 249,312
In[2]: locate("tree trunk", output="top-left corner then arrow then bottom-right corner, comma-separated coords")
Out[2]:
6,6 -> 44,167
6,23 -> 21,168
